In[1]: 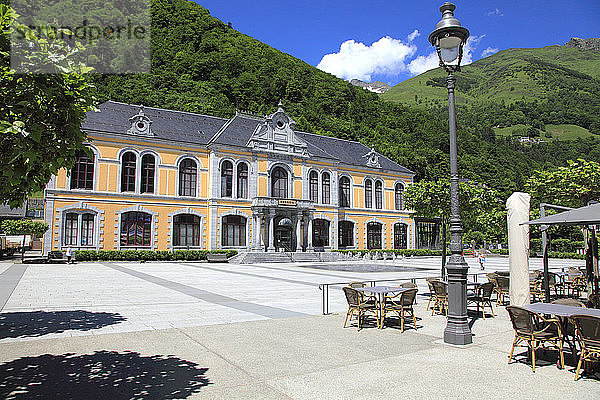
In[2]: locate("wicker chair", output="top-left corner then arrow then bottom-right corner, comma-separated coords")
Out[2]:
467,282 -> 495,319
496,276 -> 510,305
381,288 -> 418,332
530,279 -> 546,303
431,280 -> 448,316
506,305 -> 564,372
487,272 -> 499,302
588,294 -> 600,309
551,298 -> 585,339
348,281 -> 367,288
571,314 -> 600,380
342,287 -> 378,331
399,282 -> 417,289
425,277 -> 438,311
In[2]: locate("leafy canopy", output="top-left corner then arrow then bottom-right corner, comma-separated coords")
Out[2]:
0,4 -> 96,207
525,159 -> 600,207
1,219 -> 48,237
404,179 -> 506,242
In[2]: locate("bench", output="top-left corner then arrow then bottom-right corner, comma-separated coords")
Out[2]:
206,253 -> 229,263
47,251 -> 65,263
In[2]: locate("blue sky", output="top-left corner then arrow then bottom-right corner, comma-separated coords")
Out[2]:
195,1 -> 600,85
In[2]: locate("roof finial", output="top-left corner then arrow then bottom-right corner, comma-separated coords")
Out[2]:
277,99 -> 284,112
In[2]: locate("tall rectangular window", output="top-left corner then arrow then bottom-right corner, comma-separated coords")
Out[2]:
141,154 -> 155,194
81,213 -> 94,246
309,171 -> 318,202
64,213 -> 78,245
70,150 -> 94,190
322,173 -> 330,204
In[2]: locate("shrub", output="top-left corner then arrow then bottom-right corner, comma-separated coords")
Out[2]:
334,249 -> 443,257
71,250 -> 237,262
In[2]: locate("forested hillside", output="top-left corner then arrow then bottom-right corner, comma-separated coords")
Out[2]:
84,0 -> 599,198
382,45 -> 600,138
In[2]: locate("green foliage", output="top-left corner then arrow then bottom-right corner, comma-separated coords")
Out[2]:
525,159 -> 600,207
0,4 -> 97,207
79,0 -> 595,199
403,179 -> 506,242
333,249 -> 443,257
73,249 -> 238,262
0,219 -> 48,237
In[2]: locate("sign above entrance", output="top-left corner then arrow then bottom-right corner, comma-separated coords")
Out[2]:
278,199 -> 297,207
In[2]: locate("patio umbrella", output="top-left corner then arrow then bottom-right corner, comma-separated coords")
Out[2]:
522,203 -> 600,226
521,202 -> 600,298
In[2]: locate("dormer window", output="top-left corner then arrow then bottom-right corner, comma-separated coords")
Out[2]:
127,106 -> 153,136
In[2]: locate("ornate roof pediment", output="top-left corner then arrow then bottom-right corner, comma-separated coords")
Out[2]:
127,105 -> 153,136
362,147 -> 381,168
246,101 -> 309,158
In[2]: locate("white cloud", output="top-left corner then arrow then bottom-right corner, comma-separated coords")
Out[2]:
407,52 -> 439,76
486,8 -> 503,17
482,47 -> 499,57
407,29 -> 420,42
317,36 -> 416,81
407,35 -> 485,76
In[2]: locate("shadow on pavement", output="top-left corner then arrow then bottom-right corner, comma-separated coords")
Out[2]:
0,351 -> 211,399
0,310 -> 126,339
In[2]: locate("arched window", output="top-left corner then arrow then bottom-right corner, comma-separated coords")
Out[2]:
121,152 -> 137,192
394,223 -> 408,249
364,179 -> 373,208
395,183 -> 404,210
237,163 -> 248,198
141,154 -> 155,194
309,171 -> 318,202
339,221 -> 354,247
312,219 -> 329,247
322,172 -> 330,204
173,214 -> 201,247
221,160 -> 233,197
271,167 -> 288,198
339,177 -> 350,207
120,211 -> 152,246
367,222 -> 382,250
179,158 -> 197,197
375,181 -> 383,209
64,213 -> 78,245
70,150 -> 94,190
222,215 -> 246,246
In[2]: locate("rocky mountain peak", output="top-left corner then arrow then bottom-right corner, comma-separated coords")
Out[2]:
564,37 -> 600,51
350,79 -> 391,94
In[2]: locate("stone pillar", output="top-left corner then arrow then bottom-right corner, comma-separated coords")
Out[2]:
251,212 -> 259,251
295,212 -> 303,252
268,210 -> 275,252
307,213 -> 314,252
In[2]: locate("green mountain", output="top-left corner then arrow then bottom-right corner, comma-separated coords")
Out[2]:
381,44 -> 600,137
84,0 -> 600,198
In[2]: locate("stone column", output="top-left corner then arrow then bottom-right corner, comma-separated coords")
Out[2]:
251,212 -> 259,251
295,212 -> 303,252
307,213 -> 314,252
267,210 -> 276,252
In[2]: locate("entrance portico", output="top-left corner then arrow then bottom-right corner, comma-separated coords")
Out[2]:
251,197 -> 315,252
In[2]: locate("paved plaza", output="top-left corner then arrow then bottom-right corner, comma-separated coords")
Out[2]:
0,256 -> 598,398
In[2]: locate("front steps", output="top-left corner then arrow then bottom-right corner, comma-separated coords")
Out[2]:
230,251 -> 343,264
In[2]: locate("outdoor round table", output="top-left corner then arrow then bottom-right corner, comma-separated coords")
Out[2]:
355,286 -> 411,329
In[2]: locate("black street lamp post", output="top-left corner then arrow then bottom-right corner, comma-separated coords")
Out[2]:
428,2 -> 472,345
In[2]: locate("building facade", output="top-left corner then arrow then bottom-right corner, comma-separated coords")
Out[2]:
44,101 -> 419,254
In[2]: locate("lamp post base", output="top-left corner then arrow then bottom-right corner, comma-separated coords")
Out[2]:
443,259 -> 473,345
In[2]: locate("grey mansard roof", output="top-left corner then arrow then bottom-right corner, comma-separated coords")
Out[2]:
84,101 -> 414,175
83,101 -> 227,145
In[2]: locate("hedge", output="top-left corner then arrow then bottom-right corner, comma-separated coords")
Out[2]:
530,238 -> 584,253
74,249 -> 238,262
334,249 -> 443,257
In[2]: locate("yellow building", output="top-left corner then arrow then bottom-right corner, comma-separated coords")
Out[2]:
44,101 -> 429,255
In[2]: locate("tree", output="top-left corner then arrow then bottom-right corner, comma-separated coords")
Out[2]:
404,179 -> 505,276
0,4 -> 96,207
1,219 -> 48,261
525,159 -> 600,207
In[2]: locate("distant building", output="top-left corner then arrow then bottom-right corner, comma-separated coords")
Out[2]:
44,101 -> 438,254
